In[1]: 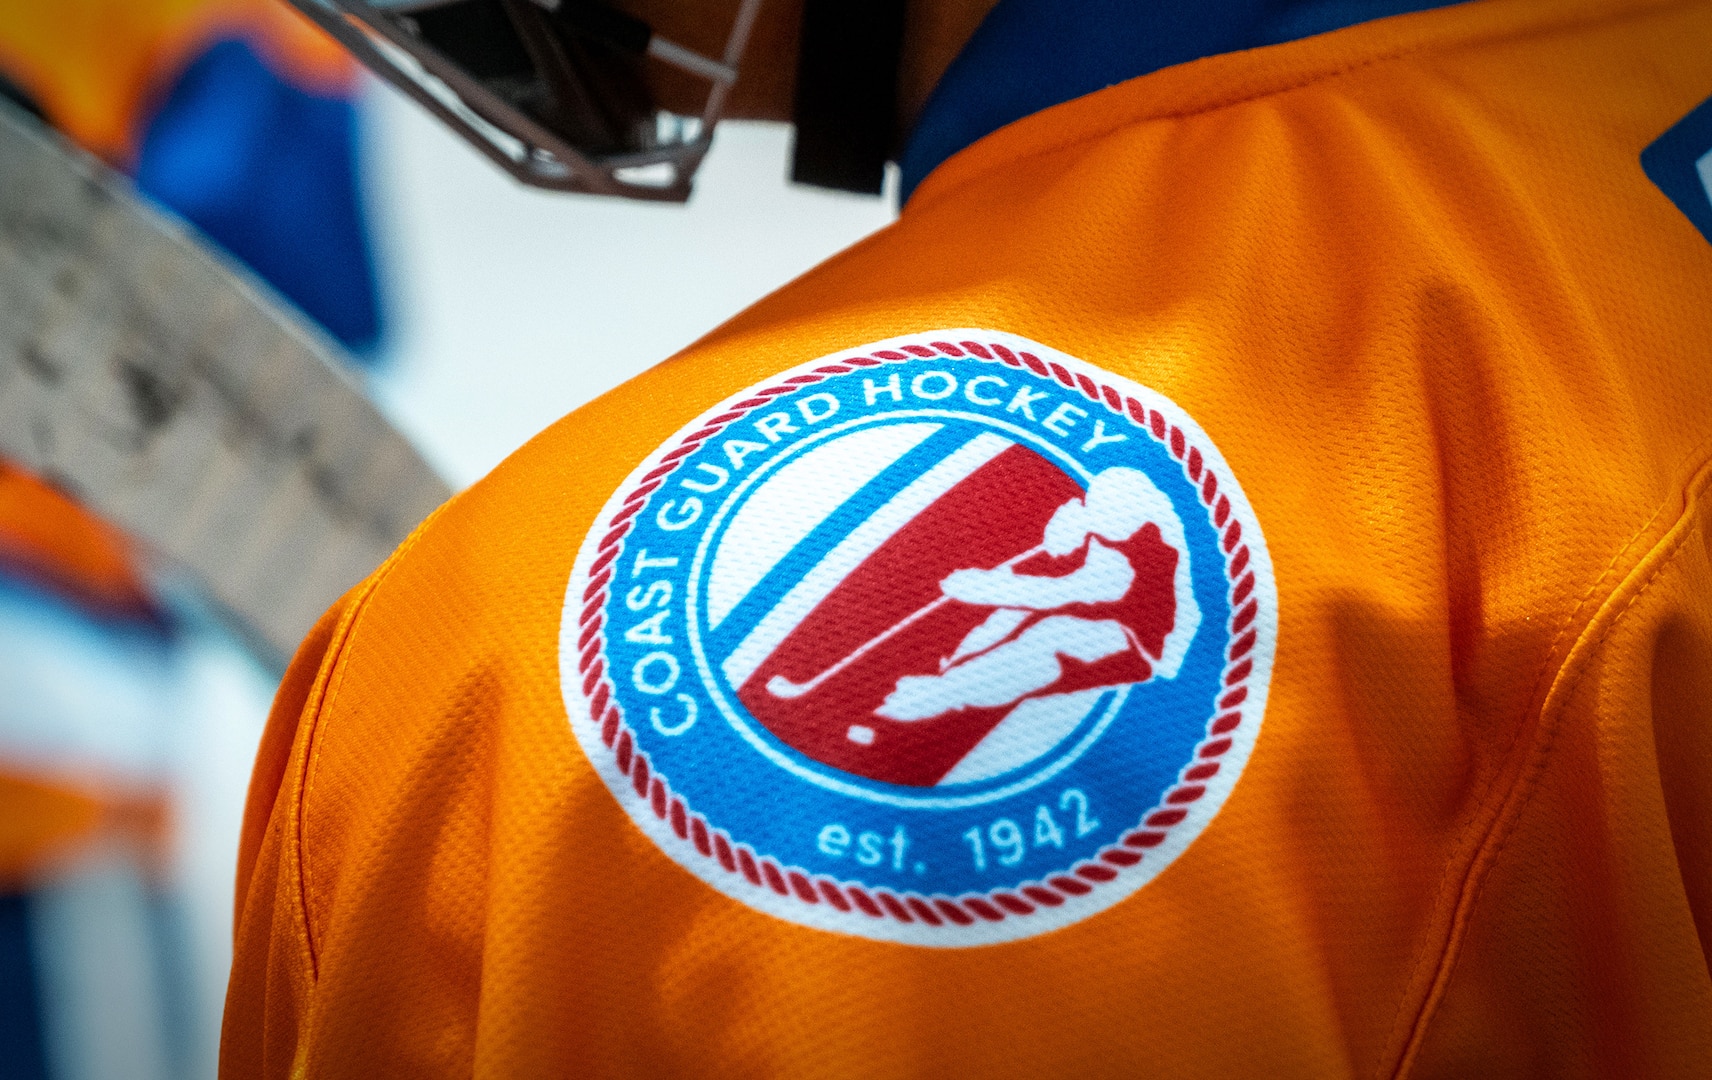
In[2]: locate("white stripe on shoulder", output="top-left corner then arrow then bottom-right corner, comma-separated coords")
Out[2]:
721,431 -> 1012,688
706,422 -> 942,629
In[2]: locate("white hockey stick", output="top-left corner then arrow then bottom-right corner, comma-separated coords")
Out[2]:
765,545 -> 1046,699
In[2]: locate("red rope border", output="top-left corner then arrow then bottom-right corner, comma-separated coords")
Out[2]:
575,338 -> 1262,928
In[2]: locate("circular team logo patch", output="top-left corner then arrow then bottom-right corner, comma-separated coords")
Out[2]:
561,330 -> 1276,945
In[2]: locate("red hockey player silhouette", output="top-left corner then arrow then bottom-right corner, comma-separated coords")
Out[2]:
877,466 -> 1199,722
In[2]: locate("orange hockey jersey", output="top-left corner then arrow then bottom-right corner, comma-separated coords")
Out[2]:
226,0 -> 1712,1076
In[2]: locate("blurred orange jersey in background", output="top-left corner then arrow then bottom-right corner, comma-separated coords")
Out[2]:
0,0 -> 351,163
226,0 -> 1712,1076
0,465 -> 153,621
0,467 -> 166,889
0,0 -> 333,895
0,0 -> 375,898
0,0 -> 383,351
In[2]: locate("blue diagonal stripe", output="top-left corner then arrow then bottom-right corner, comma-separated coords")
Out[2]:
704,424 -> 986,663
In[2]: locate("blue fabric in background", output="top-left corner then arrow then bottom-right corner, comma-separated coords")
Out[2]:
136,39 -> 383,356
0,894 -> 48,1080
900,0 -> 1463,201
1641,94 -> 1712,245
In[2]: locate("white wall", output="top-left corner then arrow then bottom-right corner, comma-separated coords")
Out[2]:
363,85 -> 898,487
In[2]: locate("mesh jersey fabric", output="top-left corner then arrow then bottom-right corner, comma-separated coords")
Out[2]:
225,0 -> 1712,1076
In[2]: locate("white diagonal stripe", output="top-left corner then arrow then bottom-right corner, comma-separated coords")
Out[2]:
707,423 -> 941,629
938,688 -> 1106,786
722,432 -> 1013,688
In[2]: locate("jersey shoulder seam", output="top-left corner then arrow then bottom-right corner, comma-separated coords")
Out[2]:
291,491 -> 460,982
1387,440 -> 1712,1077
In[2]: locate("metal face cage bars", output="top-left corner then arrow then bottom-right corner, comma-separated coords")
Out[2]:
288,0 -> 765,201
